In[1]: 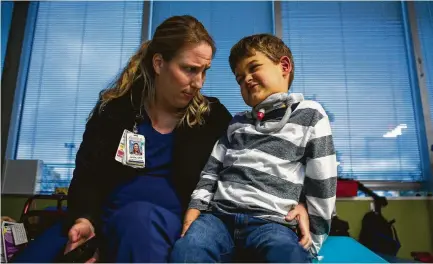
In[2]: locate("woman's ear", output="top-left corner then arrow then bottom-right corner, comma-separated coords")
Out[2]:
280,56 -> 292,78
152,53 -> 164,75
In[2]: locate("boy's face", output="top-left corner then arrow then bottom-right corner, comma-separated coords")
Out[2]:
234,51 -> 291,107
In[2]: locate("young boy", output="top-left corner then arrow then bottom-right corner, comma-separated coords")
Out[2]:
170,34 -> 337,263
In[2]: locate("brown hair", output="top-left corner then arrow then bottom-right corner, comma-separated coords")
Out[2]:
98,15 -> 216,127
229,33 -> 295,89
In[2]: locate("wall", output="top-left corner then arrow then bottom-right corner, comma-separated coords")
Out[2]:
1,1 -> 14,71
1,2 -> 29,169
337,198 -> 433,259
1,196 -> 432,259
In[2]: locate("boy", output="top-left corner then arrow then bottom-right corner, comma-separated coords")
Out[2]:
170,34 -> 337,263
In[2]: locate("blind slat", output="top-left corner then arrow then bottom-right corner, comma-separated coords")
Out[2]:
281,2 -> 424,181
151,1 -> 274,115
16,2 -> 143,193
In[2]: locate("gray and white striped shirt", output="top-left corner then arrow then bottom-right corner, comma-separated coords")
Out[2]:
188,93 -> 337,255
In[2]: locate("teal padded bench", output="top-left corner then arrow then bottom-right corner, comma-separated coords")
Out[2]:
316,236 -> 388,263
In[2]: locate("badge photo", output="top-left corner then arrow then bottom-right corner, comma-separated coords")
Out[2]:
125,132 -> 145,168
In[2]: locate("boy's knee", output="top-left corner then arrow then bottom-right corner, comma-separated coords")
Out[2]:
171,214 -> 234,262
170,235 -> 206,261
174,230 -> 209,250
171,233 -> 233,263
172,220 -> 229,254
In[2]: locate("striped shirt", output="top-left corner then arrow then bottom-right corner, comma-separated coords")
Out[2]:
188,93 -> 337,255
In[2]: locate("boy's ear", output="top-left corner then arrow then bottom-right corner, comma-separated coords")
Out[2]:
153,53 -> 164,75
280,56 -> 292,77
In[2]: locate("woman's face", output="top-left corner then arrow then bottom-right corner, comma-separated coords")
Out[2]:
133,144 -> 139,152
153,42 -> 213,110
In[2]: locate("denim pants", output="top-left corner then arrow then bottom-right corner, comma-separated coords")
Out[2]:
170,213 -> 312,263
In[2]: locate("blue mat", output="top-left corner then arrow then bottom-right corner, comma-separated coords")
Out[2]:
316,236 -> 388,263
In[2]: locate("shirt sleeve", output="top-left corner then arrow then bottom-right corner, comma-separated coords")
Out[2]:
303,105 -> 337,256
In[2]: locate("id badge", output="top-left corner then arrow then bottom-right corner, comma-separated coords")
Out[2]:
125,132 -> 145,168
115,129 -> 129,164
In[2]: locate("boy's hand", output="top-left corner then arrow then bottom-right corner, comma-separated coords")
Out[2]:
285,203 -> 312,250
181,208 -> 201,237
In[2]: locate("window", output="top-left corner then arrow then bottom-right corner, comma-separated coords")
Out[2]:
415,2 -> 433,126
15,2 -> 143,193
10,1 -> 432,194
281,2 -> 429,181
151,1 -> 274,115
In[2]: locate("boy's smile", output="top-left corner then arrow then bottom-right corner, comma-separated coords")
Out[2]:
234,51 -> 292,107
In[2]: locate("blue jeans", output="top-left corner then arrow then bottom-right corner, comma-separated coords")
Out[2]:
170,213 -> 312,263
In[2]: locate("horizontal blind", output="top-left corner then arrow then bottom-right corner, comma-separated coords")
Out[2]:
16,2 -> 143,193
281,2 -> 424,181
415,2 -> 433,128
151,1 -> 273,115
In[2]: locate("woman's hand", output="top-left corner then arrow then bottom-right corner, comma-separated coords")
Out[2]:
181,209 -> 201,237
64,218 -> 98,262
285,203 -> 312,250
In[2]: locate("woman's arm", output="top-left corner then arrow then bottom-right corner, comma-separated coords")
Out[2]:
66,103 -> 105,235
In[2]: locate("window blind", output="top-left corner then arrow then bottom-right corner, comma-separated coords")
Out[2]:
281,1 -> 426,181
151,1 -> 274,115
15,2 -> 143,193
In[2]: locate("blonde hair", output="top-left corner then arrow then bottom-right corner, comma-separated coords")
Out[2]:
229,34 -> 295,89
98,15 -> 216,127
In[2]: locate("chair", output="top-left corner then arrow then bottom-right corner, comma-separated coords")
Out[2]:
19,194 -> 68,241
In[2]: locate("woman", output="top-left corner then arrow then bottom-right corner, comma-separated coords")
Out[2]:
13,15 -> 311,263
131,143 -> 142,155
